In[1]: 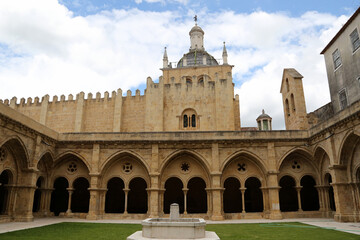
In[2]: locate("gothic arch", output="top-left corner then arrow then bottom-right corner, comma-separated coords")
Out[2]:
100,150 -> 150,188
277,147 -> 314,170
101,150 -> 150,175
160,149 -> 211,177
0,136 -> 29,170
339,130 -> 359,165
37,150 -> 55,166
278,148 -> 319,185
54,151 -> 90,173
221,150 -> 267,176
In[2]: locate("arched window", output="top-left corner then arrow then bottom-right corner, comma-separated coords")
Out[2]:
286,78 -> 289,92
181,109 -> 198,130
285,99 -> 290,116
291,94 -> 296,112
186,77 -> 192,84
183,115 -> 188,128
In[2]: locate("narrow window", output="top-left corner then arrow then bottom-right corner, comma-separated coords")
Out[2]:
263,120 -> 269,130
191,114 -> 196,127
290,94 -> 296,112
339,89 -> 348,110
350,28 -> 360,52
332,49 -> 341,69
285,99 -> 290,116
183,115 -> 188,127
286,78 -> 289,92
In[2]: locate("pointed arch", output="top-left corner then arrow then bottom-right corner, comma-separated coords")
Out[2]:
54,151 -> 90,172
278,147 -> 314,170
221,150 -> 267,176
160,149 -> 211,177
339,130 -> 360,166
100,150 -> 150,175
0,136 -> 29,170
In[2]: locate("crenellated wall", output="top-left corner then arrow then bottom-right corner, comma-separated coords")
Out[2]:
1,65 -> 241,133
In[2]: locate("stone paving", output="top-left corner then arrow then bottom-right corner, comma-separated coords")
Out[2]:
0,218 -> 360,236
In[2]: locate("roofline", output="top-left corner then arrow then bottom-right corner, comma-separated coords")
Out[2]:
320,7 -> 360,54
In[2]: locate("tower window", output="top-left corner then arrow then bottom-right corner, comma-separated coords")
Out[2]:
183,115 -> 188,127
350,28 -> 360,52
332,49 -> 341,69
286,78 -> 289,92
191,114 -> 196,127
181,109 -> 198,130
285,99 -> 290,116
338,89 -> 348,110
290,94 -> 296,112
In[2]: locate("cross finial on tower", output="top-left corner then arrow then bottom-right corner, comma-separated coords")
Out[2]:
194,15 -> 197,25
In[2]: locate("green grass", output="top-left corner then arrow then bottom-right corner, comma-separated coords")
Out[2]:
0,222 -> 359,240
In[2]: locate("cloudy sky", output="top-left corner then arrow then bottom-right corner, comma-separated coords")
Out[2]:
0,0 -> 359,129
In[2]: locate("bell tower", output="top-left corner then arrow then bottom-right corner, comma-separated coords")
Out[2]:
280,68 -> 309,130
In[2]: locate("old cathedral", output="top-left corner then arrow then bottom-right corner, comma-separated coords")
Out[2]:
0,8 -> 359,223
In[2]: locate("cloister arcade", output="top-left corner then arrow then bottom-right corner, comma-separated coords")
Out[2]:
0,129 -> 359,222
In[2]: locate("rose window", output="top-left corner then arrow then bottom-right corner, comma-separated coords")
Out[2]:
0,147 -> 6,162
67,162 -> 77,173
237,163 -> 246,172
181,162 -> 190,173
123,163 -> 133,173
291,160 -> 301,172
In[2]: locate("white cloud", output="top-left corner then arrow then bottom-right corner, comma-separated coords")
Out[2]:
0,0 -> 349,129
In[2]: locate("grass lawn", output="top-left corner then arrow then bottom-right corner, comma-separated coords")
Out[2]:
0,222 -> 359,240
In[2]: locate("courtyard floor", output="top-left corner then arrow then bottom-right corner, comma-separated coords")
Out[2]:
0,217 -> 360,236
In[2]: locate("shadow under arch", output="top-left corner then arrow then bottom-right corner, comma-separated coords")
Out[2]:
100,150 -> 150,176
277,147 -> 315,171
338,130 -> 360,169
0,136 -> 30,170
53,151 -> 91,173
160,149 -> 211,178
220,150 -> 268,177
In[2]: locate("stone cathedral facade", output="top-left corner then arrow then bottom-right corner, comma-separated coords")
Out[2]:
0,9 -> 360,223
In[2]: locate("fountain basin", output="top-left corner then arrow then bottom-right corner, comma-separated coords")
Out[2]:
142,218 -> 206,239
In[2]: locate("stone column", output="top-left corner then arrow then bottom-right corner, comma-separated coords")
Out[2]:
124,188 -> 130,214
323,186 -> 330,211
159,189 -> 165,216
42,188 -> 53,216
99,189 -> 107,215
332,166 -> 357,222
315,186 -> 326,212
87,189 -> 99,220
240,188 -> 246,213
260,187 -> 268,212
295,186 -> 303,212
266,143 -> 282,219
267,175 -> 283,219
183,188 -> 188,214
86,174 -> 101,220
66,188 -> 74,214
148,173 -> 160,218
210,171 -> 224,220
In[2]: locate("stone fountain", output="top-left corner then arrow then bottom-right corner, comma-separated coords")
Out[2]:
127,203 -> 220,240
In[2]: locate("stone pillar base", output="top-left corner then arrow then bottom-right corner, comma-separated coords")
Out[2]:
210,214 -> 224,221
269,211 -> 283,220
14,215 -> 34,222
86,214 -> 98,220
334,213 -> 357,222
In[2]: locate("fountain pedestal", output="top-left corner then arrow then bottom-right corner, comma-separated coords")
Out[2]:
127,204 -> 220,240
